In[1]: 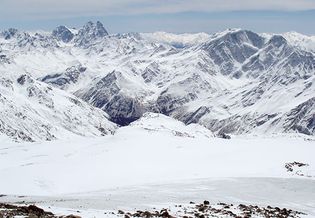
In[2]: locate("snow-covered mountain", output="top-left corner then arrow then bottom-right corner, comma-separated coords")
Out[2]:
0,21 -> 314,141
0,74 -> 116,142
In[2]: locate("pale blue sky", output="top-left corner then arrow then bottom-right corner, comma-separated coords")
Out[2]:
0,0 -> 315,34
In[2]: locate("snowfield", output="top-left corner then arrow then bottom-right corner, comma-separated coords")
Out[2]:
0,114 -> 315,217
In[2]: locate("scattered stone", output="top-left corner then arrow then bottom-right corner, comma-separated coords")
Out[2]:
285,161 -> 312,177
160,208 -> 171,217
118,201 -> 306,218
285,161 -> 308,172
203,200 -> 210,205
218,132 -> 231,139
118,210 -> 125,214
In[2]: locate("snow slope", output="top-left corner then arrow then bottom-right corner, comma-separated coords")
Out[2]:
0,113 -> 313,195
141,32 -> 210,48
283,31 -> 315,53
0,74 -> 116,141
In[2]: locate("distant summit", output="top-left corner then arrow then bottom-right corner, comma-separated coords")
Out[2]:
52,26 -> 74,43
51,21 -> 109,44
74,21 -> 109,46
1,28 -> 18,40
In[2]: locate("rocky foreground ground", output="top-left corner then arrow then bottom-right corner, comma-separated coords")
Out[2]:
0,203 -> 79,218
0,201 -> 306,218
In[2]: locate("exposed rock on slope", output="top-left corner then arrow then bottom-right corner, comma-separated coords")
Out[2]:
0,74 -> 116,142
52,25 -> 74,43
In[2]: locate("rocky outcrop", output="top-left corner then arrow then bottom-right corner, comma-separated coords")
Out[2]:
282,97 -> 315,135
76,71 -> 146,125
105,94 -> 145,125
52,26 -> 74,43
40,65 -> 86,89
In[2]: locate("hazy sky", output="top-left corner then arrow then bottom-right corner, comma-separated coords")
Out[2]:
1,0 -> 315,34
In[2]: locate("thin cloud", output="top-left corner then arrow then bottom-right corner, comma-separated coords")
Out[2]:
1,0 -> 315,19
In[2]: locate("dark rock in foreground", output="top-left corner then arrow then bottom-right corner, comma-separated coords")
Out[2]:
0,203 -> 82,218
118,201 -> 305,218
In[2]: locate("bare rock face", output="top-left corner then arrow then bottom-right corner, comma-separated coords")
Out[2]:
105,94 -> 145,125
52,26 -> 74,43
282,97 -> 315,135
202,30 -> 264,75
76,71 -> 145,125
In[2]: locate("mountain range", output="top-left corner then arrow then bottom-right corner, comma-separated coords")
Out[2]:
0,21 -> 314,141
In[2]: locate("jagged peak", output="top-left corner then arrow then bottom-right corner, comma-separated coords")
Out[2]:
209,28 -> 250,40
205,28 -> 264,49
1,28 -> 18,40
52,25 -> 74,43
73,21 -> 109,46
80,21 -> 108,37
267,35 -> 288,47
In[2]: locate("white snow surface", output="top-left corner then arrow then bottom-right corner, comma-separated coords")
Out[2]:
141,32 -> 210,47
261,31 -> 315,52
0,113 -> 314,196
283,31 -> 315,52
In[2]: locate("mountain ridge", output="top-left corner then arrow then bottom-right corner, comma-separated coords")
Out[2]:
1,21 -> 314,141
